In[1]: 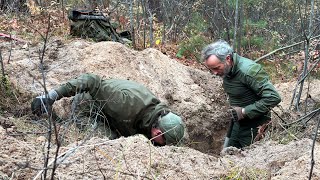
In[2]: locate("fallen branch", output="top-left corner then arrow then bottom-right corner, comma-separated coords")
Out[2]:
7,131 -> 47,136
284,108 -> 320,126
255,34 -> 320,62
298,55 -> 320,84
0,33 -> 26,43
278,120 -> 299,141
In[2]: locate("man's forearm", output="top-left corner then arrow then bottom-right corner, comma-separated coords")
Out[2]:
244,86 -> 281,119
55,73 -> 102,98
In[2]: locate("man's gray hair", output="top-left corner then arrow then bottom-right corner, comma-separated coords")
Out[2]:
201,40 -> 234,62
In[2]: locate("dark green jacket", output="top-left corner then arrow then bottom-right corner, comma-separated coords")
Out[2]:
223,53 -> 281,127
55,73 -> 169,137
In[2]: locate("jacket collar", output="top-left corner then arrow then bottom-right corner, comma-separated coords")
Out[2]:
225,53 -> 239,78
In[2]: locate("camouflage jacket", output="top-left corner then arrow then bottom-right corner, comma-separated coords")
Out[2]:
55,73 -> 169,137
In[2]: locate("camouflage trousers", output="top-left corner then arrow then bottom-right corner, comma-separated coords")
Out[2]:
71,92 -> 118,139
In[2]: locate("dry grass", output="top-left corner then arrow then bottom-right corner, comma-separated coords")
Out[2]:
262,103 -> 320,145
222,166 -> 270,180
0,75 -> 31,116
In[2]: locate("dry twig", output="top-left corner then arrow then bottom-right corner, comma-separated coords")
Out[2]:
308,114 -> 320,180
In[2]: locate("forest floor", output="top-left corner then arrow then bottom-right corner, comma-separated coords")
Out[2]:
0,37 -> 320,179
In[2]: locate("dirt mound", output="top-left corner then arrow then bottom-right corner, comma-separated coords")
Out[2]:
221,138 -> 320,179
274,80 -> 320,110
3,39 -> 229,154
1,124 -> 319,179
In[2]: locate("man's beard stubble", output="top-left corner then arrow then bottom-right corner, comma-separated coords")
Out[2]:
222,62 -> 232,78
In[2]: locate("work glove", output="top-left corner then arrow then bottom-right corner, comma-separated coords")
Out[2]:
229,106 -> 245,122
31,90 -> 59,116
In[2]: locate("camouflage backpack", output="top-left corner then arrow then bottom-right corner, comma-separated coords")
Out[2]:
68,10 -> 130,43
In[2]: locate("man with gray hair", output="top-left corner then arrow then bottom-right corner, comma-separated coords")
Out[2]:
201,40 -> 281,149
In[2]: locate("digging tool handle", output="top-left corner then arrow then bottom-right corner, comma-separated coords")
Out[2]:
223,119 -> 234,148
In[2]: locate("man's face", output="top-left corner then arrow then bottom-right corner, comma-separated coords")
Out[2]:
204,55 -> 232,78
151,128 -> 166,146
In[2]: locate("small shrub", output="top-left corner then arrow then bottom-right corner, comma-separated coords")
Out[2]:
176,35 -> 210,61
177,12 -> 210,61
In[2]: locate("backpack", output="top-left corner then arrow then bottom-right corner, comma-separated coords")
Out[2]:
68,10 -> 131,43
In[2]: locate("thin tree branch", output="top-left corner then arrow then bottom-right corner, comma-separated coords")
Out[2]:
289,77 -> 300,109
40,15 -> 52,180
233,0 -> 239,50
255,34 -> 320,62
298,55 -> 320,84
284,108 -> 320,126
0,49 -> 5,78
50,113 -> 61,180
295,0 -> 315,110
308,114 -> 320,180
7,34 -> 13,64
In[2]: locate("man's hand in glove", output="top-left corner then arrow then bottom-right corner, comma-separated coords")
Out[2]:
31,90 -> 59,116
229,106 -> 245,122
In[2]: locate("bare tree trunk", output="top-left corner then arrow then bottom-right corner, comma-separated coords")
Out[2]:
142,0 -> 147,48
130,0 -> 136,48
224,0 -> 231,42
162,21 -> 166,44
61,0 -> 65,19
161,0 -> 168,44
146,0 -> 153,47
233,0 -> 239,50
148,0 -> 161,21
0,50 -> 4,78
136,0 -> 140,46
295,0 -> 315,110
237,0 -> 243,54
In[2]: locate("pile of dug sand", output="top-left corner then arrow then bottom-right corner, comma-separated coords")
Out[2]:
1,124 -> 319,179
274,80 -> 320,110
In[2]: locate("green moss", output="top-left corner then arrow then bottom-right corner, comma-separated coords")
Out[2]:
222,166 -> 269,180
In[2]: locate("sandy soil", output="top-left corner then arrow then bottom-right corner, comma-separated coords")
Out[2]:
1,124 -> 319,179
